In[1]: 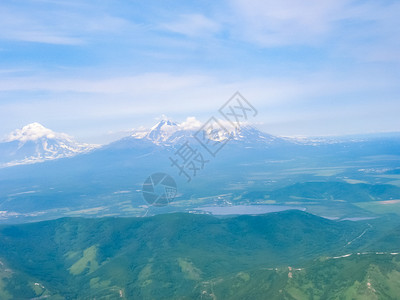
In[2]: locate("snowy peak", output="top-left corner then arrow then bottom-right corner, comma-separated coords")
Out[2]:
151,119 -> 178,130
147,119 -> 180,143
130,118 -> 282,146
0,123 -> 98,167
131,118 -> 191,145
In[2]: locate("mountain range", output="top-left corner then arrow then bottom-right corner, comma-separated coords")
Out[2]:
0,120 -> 274,167
0,119 -> 399,223
2,119 -> 398,168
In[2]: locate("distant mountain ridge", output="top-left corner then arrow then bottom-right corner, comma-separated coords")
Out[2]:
129,118 -> 287,146
1,119 -> 399,168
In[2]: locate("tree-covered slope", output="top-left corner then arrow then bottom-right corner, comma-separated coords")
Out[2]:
0,211 -> 399,299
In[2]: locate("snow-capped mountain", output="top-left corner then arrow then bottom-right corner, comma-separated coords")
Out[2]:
131,119 -> 186,145
0,123 -> 98,167
5,118 -> 388,170
129,118 -> 286,146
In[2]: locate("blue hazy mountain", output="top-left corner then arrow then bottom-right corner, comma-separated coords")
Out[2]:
0,119 -> 399,223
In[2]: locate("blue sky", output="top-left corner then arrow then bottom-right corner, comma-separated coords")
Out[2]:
0,0 -> 399,143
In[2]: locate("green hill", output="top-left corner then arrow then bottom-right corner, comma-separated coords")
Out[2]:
205,253 -> 400,300
0,211 -> 399,299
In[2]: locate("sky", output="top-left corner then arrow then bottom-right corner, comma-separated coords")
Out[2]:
0,0 -> 399,144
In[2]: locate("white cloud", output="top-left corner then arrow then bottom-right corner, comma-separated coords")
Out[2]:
0,73 -> 212,94
180,117 -> 202,130
10,31 -> 83,45
229,0 -> 346,46
1,68 -> 398,135
227,0 -> 400,64
161,14 -> 221,37
0,0 -> 399,141
0,2 -> 132,45
5,122 -> 70,142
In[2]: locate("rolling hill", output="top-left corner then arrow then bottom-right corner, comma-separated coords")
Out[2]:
0,211 -> 399,298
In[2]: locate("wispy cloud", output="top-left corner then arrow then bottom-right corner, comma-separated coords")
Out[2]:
0,1 -> 132,45
227,0 -> 400,63
228,0 -> 343,46
0,69 -> 398,135
0,0 -> 399,141
0,73 -> 212,94
161,14 -> 221,37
